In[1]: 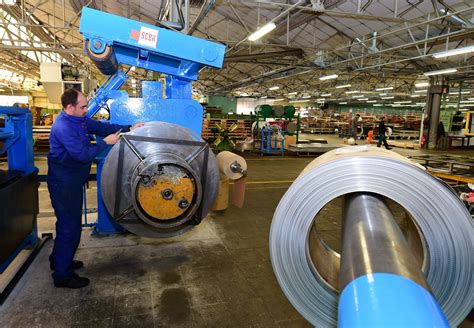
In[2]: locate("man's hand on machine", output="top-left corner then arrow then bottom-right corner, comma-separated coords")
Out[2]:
130,123 -> 145,131
103,129 -> 122,145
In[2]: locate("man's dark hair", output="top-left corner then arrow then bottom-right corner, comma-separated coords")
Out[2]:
61,88 -> 80,109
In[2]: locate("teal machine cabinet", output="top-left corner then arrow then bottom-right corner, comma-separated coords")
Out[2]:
79,8 -> 225,237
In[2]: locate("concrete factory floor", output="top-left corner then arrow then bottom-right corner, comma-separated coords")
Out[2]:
0,134 -> 473,327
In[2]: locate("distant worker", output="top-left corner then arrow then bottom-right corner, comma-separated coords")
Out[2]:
377,116 -> 391,150
437,121 -> 446,149
351,114 -> 361,144
48,88 -> 144,288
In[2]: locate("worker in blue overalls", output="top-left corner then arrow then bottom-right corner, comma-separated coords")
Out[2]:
48,88 -> 143,288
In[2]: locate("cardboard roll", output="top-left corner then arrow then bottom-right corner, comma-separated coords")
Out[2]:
270,147 -> 473,327
101,122 -> 219,238
216,151 -> 247,180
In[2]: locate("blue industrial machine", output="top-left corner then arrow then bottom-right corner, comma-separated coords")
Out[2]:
0,107 -> 38,273
78,8 -> 225,237
260,127 -> 285,155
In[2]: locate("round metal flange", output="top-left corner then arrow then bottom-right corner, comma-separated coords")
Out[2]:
101,122 -> 219,238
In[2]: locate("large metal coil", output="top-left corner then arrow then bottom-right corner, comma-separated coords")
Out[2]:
272,105 -> 285,117
101,122 -> 219,238
270,147 -> 473,327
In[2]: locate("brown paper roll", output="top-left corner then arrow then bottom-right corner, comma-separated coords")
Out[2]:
216,151 -> 247,180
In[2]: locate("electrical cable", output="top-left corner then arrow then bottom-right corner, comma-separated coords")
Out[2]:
270,147 -> 473,327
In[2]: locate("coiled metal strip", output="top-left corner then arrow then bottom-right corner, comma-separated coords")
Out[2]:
270,150 -> 473,327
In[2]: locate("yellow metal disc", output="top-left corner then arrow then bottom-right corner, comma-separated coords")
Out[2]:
136,166 -> 195,220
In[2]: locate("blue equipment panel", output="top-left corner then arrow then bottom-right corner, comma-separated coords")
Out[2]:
109,90 -> 203,136
0,106 -> 38,272
0,106 -> 35,173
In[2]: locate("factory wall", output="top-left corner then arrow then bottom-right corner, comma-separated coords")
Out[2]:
207,96 -> 237,113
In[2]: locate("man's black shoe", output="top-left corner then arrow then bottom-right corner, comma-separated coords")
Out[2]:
54,275 -> 90,289
50,260 -> 84,271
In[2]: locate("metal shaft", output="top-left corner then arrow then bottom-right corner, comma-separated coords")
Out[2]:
340,192 -> 429,291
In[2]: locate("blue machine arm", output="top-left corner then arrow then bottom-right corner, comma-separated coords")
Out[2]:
87,70 -> 128,118
79,8 -> 225,80
0,106 -> 35,174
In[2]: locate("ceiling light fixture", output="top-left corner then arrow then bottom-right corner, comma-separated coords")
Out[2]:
379,93 -> 387,96
272,98 -> 285,102
345,90 -> 359,94
357,98 -> 369,101
367,100 -> 377,103
339,102 -> 348,104
432,45 -> 474,58
336,84 -> 351,89
381,96 -> 394,99
269,86 -> 280,90
375,87 -> 394,91
424,68 -> 458,76
410,94 -> 421,98
415,82 -> 430,88
319,74 -> 338,81
321,93 -> 331,97
352,95 -> 364,98
289,99 -> 310,103
287,92 -> 298,95
302,95 -> 311,99
414,89 -> 427,93
248,22 -> 276,41
394,101 -> 412,104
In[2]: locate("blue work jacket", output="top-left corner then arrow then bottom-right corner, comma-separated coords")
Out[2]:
47,111 -> 129,186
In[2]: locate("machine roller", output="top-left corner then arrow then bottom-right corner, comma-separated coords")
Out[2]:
101,122 -> 219,238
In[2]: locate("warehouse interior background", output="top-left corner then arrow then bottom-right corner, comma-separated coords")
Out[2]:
0,0 -> 473,327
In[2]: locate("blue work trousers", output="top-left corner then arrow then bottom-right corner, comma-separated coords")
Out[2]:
48,182 -> 83,282
377,134 -> 390,149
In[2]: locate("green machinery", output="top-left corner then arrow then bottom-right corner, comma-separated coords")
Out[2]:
254,104 -> 300,139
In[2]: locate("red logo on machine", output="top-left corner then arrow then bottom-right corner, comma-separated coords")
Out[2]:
130,29 -> 140,40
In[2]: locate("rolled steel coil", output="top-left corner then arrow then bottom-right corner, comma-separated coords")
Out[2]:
272,105 -> 285,117
284,121 -> 298,135
270,147 -> 473,327
101,122 -> 219,238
